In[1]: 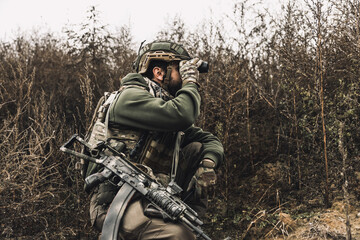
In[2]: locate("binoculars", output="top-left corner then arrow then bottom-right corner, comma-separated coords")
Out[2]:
198,61 -> 209,73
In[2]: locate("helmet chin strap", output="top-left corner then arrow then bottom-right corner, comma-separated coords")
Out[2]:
161,65 -> 173,90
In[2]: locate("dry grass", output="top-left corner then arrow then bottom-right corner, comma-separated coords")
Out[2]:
1,1 -> 360,239
0,57 -> 95,239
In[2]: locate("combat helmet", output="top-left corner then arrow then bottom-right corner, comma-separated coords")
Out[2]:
133,41 -> 191,74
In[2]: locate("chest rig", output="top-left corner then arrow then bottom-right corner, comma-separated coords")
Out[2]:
83,78 -> 177,179
133,78 -> 176,175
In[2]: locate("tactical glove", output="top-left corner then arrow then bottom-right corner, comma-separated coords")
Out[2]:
179,58 -> 203,87
187,159 -> 217,195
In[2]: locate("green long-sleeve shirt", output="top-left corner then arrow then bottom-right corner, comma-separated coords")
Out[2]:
108,73 -> 224,167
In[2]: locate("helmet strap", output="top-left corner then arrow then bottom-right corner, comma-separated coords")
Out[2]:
161,65 -> 172,90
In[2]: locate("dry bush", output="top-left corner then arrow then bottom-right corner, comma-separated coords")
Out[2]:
0,10 -> 135,237
1,1 -> 360,239
0,36 -> 93,239
0,53 -> 91,238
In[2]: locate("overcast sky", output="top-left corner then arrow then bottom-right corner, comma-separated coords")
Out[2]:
0,0 -> 283,45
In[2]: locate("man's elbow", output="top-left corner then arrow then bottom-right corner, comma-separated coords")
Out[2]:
182,115 -> 196,129
175,113 -> 197,130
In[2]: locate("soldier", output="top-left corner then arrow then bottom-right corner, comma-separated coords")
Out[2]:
85,41 -> 224,239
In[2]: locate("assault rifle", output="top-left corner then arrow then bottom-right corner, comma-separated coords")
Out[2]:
60,134 -> 211,240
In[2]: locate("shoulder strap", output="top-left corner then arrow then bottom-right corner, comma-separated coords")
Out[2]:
104,89 -> 125,139
85,93 -> 108,140
80,91 -> 119,177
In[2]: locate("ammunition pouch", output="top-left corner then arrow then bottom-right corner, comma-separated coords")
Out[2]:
106,128 -> 142,157
141,139 -> 174,174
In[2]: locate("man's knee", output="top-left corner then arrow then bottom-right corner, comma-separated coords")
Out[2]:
89,181 -> 119,231
182,142 -> 202,156
180,142 -> 203,169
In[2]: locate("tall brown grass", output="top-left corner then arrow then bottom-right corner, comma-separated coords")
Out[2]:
1,1 -> 360,239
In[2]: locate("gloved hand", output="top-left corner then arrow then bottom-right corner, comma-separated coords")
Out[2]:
179,58 -> 203,87
187,159 -> 217,195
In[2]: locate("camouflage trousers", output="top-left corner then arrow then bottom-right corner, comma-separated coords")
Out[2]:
89,142 -> 206,240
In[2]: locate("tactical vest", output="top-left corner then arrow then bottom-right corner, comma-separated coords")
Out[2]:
83,78 -> 176,181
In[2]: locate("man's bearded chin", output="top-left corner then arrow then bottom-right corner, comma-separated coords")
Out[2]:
168,80 -> 182,96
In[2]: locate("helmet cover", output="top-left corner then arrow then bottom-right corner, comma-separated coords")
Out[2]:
134,41 -> 191,73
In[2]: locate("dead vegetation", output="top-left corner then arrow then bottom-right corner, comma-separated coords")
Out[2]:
1,0 -> 360,239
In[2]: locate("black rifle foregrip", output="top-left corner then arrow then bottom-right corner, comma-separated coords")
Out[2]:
84,173 -> 106,192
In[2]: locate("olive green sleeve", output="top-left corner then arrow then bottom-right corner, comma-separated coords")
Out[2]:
183,125 -> 224,168
109,83 -> 201,132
